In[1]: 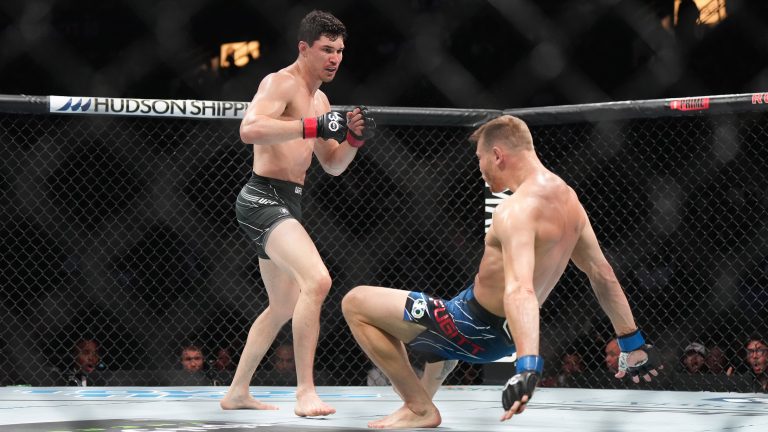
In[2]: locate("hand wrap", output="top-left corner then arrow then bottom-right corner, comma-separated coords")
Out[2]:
617,329 -> 662,379
502,355 -> 543,411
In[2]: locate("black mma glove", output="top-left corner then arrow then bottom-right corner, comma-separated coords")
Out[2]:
502,355 -> 543,411
345,106 -> 377,148
302,111 -> 348,143
617,329 -> 662,382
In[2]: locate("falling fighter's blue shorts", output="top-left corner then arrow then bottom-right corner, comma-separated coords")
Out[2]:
403,284 -> 516,363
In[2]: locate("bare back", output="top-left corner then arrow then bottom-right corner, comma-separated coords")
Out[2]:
474,170 -> 587,316
247,66 -> 331,184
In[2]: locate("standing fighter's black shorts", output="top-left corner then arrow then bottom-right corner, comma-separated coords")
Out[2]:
235,172 -> 303,259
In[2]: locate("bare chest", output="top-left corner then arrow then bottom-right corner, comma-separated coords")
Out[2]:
281,92 -> 325,121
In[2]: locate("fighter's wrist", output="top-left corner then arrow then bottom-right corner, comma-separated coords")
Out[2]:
346,131 -> 365,148
302,117 -> 318,139
617,329 -> 645,352
515,355 -> 544,374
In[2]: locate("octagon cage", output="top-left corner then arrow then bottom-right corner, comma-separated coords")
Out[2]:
1,93 -> 766,392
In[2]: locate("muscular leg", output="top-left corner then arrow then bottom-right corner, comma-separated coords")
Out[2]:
421,360 -> 458,398
342,285 -> 442,429
260,219 -> 335,417
221,258 -> 299,410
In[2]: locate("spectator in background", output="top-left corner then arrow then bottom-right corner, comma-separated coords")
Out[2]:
744,337 -> 768,392
180,345 -> 205,373
171,344 -> 211,386
553,348 -> 586,388
577,337 -> 633,389
209,346 -> 236,386
259,343 -> 297,386
705,344 -> 732,375
212,346 -> 236,372
604,338 -> 620,374
65,338 -> 106,387
680,342 -> 707,374
273,343 -> 296,375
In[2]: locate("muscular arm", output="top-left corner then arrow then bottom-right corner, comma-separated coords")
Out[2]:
239,73 -> 304,146
570,214 -> 637,336
494,200 -> 541,358
312,94 -> 362,176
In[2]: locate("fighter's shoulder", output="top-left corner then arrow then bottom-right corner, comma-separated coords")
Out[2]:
493,193 -> 541,226
496,190 -> 542,214
258,69 -> 301,96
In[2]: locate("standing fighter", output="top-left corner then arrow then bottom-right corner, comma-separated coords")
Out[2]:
220,10 -> 374,417
342,115 -> 661,428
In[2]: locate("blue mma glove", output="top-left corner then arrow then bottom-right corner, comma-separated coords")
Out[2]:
502,355 -> 543,411
617,329 -> 662,381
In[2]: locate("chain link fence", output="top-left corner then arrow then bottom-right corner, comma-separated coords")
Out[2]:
1,95 -> 767,392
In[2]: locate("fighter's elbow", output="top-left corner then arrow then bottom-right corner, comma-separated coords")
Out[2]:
239,115 -> 271,145
239,123 -> 260,145
590,261 -> 618,284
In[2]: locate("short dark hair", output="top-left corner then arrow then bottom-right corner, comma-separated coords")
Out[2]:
745,335 -> 768,348
180,344 -> 203,358
72,338 -> 99,357
297,10 -> 347,45
469,115 -> 533,152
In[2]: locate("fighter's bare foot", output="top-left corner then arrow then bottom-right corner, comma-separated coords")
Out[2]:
368,404 -> 441,429
220,393 -> 279,411
294,391 -> 336,417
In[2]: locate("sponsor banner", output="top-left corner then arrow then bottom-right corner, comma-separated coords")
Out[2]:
751,92 -> 768,104
669,97 -> 710,112
50,95 -> 248,119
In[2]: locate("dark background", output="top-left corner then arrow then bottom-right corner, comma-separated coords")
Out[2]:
2,0 -> 767,391
2,0 -> 768,108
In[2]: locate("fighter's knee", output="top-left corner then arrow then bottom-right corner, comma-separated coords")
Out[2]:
341,289 -> 356,317
303,268 -> 332,300
315,269 -> 332,295
341,286 -> 368,317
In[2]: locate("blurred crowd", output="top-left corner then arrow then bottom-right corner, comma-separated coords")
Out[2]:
2,333 -> 764,393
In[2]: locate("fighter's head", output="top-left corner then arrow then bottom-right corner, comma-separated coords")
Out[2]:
73,339 -> 100,374
469,115 -> 534,193
297,10 -> 347,83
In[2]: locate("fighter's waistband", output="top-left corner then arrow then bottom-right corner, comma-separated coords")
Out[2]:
466,294 -> 507,330
248,172 -> 303,196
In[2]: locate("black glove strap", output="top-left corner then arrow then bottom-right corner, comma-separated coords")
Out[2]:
350,106 -> 376,140
624,344 -> 662,378
502,371 -> 539,411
